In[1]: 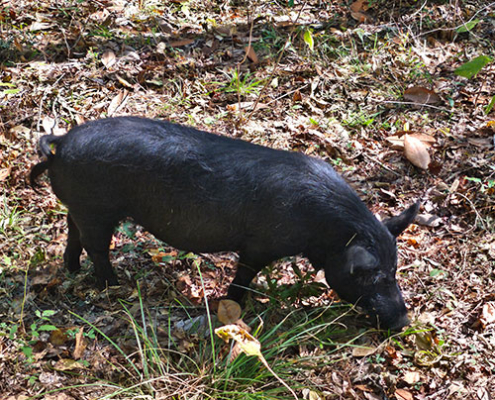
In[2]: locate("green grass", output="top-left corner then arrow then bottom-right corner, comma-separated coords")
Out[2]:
38,284 -> 356,399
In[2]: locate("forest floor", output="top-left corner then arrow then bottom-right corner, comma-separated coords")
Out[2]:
1,1 -> 494,399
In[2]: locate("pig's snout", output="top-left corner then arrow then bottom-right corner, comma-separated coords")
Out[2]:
368,283 -> 410,331
382,311 -> 410,331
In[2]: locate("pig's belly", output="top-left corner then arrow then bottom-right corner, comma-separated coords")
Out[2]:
132,211 -> 246,254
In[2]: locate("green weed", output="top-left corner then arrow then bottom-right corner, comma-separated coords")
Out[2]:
219,69 -> 265,97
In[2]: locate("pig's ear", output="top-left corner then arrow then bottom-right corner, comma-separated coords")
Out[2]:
383,202 -> 419,237
346,246 -> 377,275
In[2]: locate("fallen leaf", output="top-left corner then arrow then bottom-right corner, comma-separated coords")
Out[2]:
476,387 -> 491,400
244,45 -> 258,64
468,138 -> 492,148
215,325 -> 298,400
0,167 -> 11,181
352,345 -> 377,357
101,49 -> 116,68
216,324 -> 261,357
355,384 -> 373,392
351,11 -> 372,23
116,75 -> 134,88
480,302 -> 495,328
169,38 -> 195,47
395,388 -> 414,400
218,300 -> 242,325
49,329 -> 69,346
75,115 -> 86,125
215,25 -> 236,36
293,90 -> 302,102
73,327 -> 87,360
42,116 -> 56,135
404,86 -> 441,104
404,134 -> 431,169
403,371 -> 421,385
415,213 -> 442,227
386,132 -> 436,150
30,21 -> 53,31
107,90 -> 127,116
350,0 -> 367,12
302,388 -> 324,400
54,358 -> 84,371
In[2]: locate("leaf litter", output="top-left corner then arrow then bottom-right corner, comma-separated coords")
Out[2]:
0,0 -> 494,399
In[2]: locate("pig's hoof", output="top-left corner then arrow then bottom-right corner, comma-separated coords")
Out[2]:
96,275 -> 120,289
64,259 -> 82,273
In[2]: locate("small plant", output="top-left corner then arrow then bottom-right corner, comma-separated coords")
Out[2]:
455,55 -> 494,114
0,196 -> 26,236
220,69 -> 264,97
466,176 -> 495,194
29,310 -> 58,337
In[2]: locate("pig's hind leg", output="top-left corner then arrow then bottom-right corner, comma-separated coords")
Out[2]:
64,213 -> 83,273
69,211 -> 119,288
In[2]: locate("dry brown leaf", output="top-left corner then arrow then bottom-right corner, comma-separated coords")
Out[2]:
395,389 -> 414,400
386,133 -> 435,150
107,90 -> 127,116
468,138 -> 493,148
351,11 -> 371,23
218,299 -> 242,325
54,358 -> 84,371
404,86 -> 441,104
480,302 -> 495,328
30,21 -> 53,31
416,213 -> 442,227
352,345 -> 377,357
116,75 -> 133,88
244,45 -> 258,64
41,118 -> 65,136
101,49 -> 116,68
301,389 -> 324,400
0,167 -> 11,181
75,115 -> 86,125
403,371 -> 421,385
215,25 -> 236,36
355,384 -> 373,392
49,329 -> 69,346
73,327 -> 87,360
169,38 -> 195,47
42,116 -> 56,135
350,0 -> 368,12
293,90 -> 302,102
404,134 -> 431,169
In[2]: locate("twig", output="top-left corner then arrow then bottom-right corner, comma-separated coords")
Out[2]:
362,153 -> 401,176
267,83 -> 310,105
472,63 -> 491,113
370,98 -> 451,113
247,0 -> 309,120
418,2 -> 495,37
36,73 -> 66,133
235,8 -> 255,121
453,191 -> 486,231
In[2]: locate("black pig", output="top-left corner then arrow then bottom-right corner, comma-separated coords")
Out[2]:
31,117 -> 418,330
